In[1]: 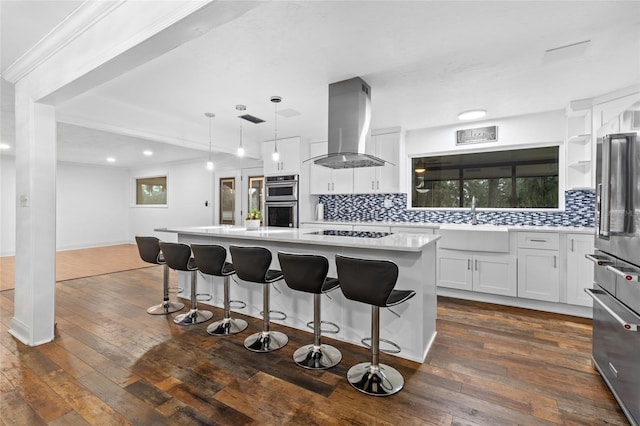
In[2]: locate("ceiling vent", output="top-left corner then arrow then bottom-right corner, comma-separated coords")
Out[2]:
238,114 -> 265,124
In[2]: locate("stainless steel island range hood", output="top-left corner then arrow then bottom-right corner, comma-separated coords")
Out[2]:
311,77 -> 387,169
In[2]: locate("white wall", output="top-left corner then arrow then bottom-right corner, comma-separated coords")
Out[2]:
1,156 -> 17,255
1,157 -> 130,255
129,159 -> 215,241
405,109 -> 565,156
56,162 -> 130,250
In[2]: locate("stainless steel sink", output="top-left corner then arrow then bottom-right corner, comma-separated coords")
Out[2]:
437,224 -> 510,252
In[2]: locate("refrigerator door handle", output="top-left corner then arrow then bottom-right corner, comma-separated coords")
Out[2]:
599,136 -> 611,237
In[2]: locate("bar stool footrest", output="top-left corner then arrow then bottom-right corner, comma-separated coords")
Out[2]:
169,286 -> 183,294
229,300 -> 246,310
259,310 -> 287,321
196,293 -> 212,302
360,337 -> 401,354
306,320 -> 340,334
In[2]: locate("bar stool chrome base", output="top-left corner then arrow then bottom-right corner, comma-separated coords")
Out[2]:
346,362 -> 404,396
244,331 -> 288,352
294,344 -> 342,369
207,317 -> 248,335
147,300 -> 184,315
173,308 -> 213,325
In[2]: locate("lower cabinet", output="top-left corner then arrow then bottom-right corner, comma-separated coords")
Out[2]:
565,233 -> 594,307
517,248 -> 560,302
437,249 -> 517,297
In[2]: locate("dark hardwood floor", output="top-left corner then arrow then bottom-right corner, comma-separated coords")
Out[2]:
0,266 -> 628,425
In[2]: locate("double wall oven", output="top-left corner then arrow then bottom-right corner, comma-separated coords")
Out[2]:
265,174 -> 298,228
586,102 -> 640,426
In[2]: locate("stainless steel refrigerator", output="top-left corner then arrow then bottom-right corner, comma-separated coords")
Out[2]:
586,100 -> 640,426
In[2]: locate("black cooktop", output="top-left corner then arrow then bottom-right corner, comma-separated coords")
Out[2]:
307,230 -> 393,239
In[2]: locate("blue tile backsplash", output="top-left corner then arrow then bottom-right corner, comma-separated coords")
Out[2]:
318,190 -> 595,227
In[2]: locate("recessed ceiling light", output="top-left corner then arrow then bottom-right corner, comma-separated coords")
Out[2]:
458,109 -> 487,120
0,143 -> 10,150
143,150 -> 153,156
106,157 -> 116,163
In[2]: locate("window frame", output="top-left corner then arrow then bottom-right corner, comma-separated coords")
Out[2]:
132,174 -> 168,208
407,144 -> 565,212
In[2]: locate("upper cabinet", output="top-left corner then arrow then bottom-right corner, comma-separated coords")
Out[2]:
353,130 -> 400,194
308,141 -> 353,194
262,137 -> 301,176
565,104 -> 593,190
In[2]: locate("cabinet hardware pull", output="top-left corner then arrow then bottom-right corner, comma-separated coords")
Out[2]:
553,256 -> 557,268
328,183 -> 330,191
474,259 -> 478,271
530,239 -> 546,243
371,181 -> 374,190
571,239 -> 574,252
377,181 -> 380,190
467,259 -> 471,270
332,182 -> 335,190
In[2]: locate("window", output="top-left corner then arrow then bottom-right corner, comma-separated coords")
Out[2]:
411,146 -> 559,209
136,176 -> 167,205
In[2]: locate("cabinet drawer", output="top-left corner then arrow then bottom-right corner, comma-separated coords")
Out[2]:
517,232 -> 559,250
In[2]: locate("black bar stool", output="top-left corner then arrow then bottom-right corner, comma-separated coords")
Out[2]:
191,244 -> 248,336
159,242 -> 213,325
335,254 -> 415,396
229,245 -> 288,352
278,251 -> 342,369
135,236 -> 184,315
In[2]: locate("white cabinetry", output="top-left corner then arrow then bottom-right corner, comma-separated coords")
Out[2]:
517,233 -> 560,302
565,106 -> 593,190
437,249 -> 516,296
565,233 -> 594,307
353,131 -> 400,194
308,141 -> 353,194
262,137 -> 301,175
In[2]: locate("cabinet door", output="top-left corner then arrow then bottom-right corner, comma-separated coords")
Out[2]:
262,138 -> 300,175
309,142 -> 332,194
353,166 -> 376,194
353,132 -> 400,194
374,132 -> 399,193
279,138 -> 301,174
473,254 -> 517,297
566,234 -> 594,307
437,250 -> 472,291
517,249 -> 560,302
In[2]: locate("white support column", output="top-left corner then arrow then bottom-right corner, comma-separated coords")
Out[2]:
10,93 -> 57,345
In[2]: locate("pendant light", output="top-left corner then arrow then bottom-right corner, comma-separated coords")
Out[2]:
205,112 -> 215,170
236,104 -> 246,157
270,96 -> 281,162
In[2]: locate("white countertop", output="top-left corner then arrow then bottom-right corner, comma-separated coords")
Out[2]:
301,220 -> 595,234
156,225 -> 440,252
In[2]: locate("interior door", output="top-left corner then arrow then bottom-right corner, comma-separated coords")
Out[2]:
220,177 -> 235,225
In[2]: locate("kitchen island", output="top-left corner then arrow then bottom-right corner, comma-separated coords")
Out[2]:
156,225 -> 440,362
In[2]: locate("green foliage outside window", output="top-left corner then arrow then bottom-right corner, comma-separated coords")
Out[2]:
411,147 -> 559,209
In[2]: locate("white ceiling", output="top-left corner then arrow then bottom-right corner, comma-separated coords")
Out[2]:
2,1 -> 639,169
